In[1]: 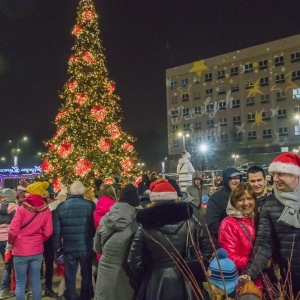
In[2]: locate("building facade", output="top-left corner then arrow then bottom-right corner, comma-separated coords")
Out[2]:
166,34 -> 300,169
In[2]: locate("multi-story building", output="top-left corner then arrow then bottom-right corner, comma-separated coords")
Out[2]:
166,34 -> 300,170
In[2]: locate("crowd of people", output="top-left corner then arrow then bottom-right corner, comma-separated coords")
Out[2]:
0,151 -> 299,299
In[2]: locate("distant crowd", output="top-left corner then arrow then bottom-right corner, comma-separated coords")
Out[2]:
0,151 -> 299,300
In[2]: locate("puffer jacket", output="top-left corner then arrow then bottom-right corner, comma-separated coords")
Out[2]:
53,195 -> 95,253
219,199 -> 262,289
177,152 -> 195,192
8,194 -> 52,256
205,168 -> 242,244
128,201 -> 211,300
243,194 -> 300,296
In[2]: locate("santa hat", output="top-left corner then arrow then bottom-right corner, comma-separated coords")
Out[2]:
269,152 -> 300,176
148,179 -> 178,201
17,179 -> 30,191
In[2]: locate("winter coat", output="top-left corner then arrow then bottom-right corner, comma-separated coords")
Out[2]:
177,153 -> 195,192
94,202 -> 138,300
53,194 -> 95,253
94,195 -> 115,260
128,201 -> 211,300
186,173 -> 210,208
218,200 -> 262,289
205,168 -> 242,245
8,194 -> 52,256
243,194 -> 300,296
0,203 -> 18,241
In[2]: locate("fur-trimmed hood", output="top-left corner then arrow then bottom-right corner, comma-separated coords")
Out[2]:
136,201 -> 192,233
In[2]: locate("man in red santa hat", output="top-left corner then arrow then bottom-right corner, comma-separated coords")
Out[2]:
241,152 -> 300,297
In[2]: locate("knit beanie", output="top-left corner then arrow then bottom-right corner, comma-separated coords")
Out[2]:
2,188 -> 17,204
149,179 -> 178,201
119,184 -> 140,207
26,181 -> 49,197
17,179 -> 30,191
208,248 -> 238,294
269,152 -> 300,176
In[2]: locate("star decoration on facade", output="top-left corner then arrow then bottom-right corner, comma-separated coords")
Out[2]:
166,78 -> 171,87
272,131 -> 289,145
240,64 -> 245,74
270,106 -> 279,118
189,60 -> 209,77
251,109 -> 267,128
187,84 -> 192,94
270,71 -> 298,93
236,123 -> 245,133
247,79 -> 263,97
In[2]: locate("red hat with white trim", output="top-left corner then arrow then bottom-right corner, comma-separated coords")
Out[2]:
149,179 -> 178,201
269,152 -> 300,176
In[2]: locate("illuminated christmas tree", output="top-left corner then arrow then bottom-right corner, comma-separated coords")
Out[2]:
40,0 -> 138,189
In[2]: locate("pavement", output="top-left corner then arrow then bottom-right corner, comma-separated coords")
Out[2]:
0,259 -> 82,299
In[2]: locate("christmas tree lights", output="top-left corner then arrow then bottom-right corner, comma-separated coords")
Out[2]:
40,0 -> 138,188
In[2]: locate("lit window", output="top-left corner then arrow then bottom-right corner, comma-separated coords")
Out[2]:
193,76 -> 200,84
293,88 -> 300,99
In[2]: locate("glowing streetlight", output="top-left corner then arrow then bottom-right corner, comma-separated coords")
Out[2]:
9,136 -> 28,168
232,154 -> 239,166
200,144 -> 208,171
178,132 -> 190,150
1,157 -> 5,161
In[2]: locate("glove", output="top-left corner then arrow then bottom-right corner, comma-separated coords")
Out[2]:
4,251 -> 13,275
55,248 -> 64,265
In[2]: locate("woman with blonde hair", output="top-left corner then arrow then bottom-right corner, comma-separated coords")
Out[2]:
93,185 -> 116,261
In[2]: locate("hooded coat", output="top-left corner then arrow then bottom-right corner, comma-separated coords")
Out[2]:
94,202 -> 138,300
186,173 -> 210,208
218,199 -> 262,289
177,152 -> 195,192
205,168 -> 242,245
0,189 -> 18,241
128,202 -> 209,300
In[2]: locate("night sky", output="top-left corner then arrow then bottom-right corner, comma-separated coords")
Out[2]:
0,0 -> 300,171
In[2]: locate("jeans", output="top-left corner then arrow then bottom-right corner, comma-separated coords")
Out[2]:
64,250 -> 93,300
0,241 -> 10,291
13,254 -> 43,300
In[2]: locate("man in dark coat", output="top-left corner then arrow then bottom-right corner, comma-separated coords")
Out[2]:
53,180 -> 96,300
205,168 -> 242,246
242,153 -> 300,297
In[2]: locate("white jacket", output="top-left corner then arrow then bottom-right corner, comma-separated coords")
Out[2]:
177,153 -> 195,192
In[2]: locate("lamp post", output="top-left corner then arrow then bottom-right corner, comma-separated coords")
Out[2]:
9,136 -> 28,168
232,154 -> 239,166
177,132 -> 190,151
200,144 -> 208,172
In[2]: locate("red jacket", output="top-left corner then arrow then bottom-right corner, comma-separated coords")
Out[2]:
8,194 -> 52,256
219,215 -> 262,289
93,195 -> 115,260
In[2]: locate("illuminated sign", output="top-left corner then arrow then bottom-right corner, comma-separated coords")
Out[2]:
0,166 -> 42,174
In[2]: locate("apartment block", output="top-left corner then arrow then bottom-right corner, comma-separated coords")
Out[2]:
166,34 -> 300,162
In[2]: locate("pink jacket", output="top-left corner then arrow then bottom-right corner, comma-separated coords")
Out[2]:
8,194 -> 53,256
93,195 -> 115,260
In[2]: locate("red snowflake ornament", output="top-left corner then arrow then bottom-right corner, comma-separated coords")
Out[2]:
67,80 -> 77,92
108,82 -> 115,95
104,177 -> 113,185
74,158 -> 92,177
55,111 -> 67,121
76,93 -> 88,105
121,142 -> 134,152
69,55 -> 79,65
58,141 -> 73,158
72,24 -> 83,36
91,105 -> 105,122
55,128 -> 66,137
120,159 -> 134,171
40,160 -> 54,173
98,138 -> 112,152
107,124 -> 121,139
82,51 -> 94,64
52,178 -> 61,192
82,10 -> 95,22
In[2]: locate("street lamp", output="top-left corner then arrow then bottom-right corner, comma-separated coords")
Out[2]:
9,136 -> 28,168
293,149 -> 299,154
177,132 -> 190,150
200,144 -> 208,171
1,157 -> 5,161
232,154 -> 239,166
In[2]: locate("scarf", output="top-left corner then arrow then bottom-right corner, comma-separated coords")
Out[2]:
274,181 -> 300,228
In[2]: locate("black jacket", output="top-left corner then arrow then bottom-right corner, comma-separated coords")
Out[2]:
243,194 -> 300,296
128,201 -> 211,300
53,195 -> 96,253
205,168 -> 241,244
